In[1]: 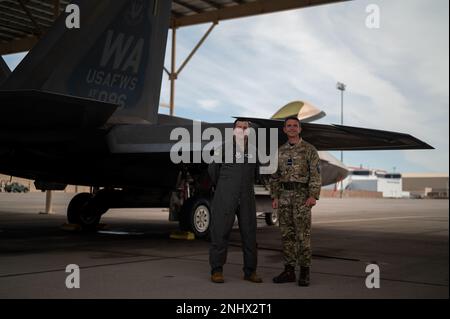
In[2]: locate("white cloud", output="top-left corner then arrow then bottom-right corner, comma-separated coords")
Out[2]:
197,99 -> 220,110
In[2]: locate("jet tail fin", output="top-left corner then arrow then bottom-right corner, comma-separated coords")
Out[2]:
2,0 -> 172,125
0,56 -> 11,87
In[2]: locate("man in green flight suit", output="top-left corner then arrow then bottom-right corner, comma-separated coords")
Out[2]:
271,116 -> 322,286
208,119 -> 262,284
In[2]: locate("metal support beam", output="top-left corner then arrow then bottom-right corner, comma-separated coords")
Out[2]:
167,22 -> 217,116
177,22 -> 217,76
53,0 -> 61,20
173,0 -> 203,13
337,82 -> 346,198
172,0 -> 348,28
163,67 -> 170,77
198,0 -> 222,9
169,27 -> 177,116
17,0 -> 43,36
0,35 -> 39,55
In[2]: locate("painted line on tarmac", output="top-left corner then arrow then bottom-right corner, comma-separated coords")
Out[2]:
0,251 -> 211,279
314,271 -> 449,288
314,216 -> 431,224
229,242 -> 361,262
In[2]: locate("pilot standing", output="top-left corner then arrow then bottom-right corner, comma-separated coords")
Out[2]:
207,119 -> 262,284
271,116 -> 321,286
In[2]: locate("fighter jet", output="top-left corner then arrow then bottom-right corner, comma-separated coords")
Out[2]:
0,0 -> 432,237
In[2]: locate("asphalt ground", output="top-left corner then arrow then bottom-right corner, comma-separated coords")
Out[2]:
0,193 -> 448,300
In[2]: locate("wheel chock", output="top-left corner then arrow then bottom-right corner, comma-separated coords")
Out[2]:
170,230 -> 195,240
60,223 -> 109,232
60,223 -> 82,232
97,223 -> 109,230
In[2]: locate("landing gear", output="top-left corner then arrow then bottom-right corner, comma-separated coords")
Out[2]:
67,192 -> 108,231
179,197 -> 211,239
265,210 -> 278,226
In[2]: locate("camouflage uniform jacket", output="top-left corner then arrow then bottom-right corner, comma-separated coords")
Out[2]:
270,139 -> 322,200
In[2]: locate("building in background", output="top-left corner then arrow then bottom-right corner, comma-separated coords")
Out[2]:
342,167 -> 405,198
402,173 -> 449,199
3,172 -> 448,199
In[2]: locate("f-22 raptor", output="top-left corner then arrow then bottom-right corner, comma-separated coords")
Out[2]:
0,0 -> 432,237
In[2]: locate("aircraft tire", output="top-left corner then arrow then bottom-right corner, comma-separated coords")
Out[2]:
179,197 -> 211,239
265,211 -> 278,226
67,193 -> 101,232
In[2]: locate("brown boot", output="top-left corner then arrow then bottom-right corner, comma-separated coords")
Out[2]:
244,272 -> 263,283
272,265 -> 296,283
298,266 -> 310,287
211,272 -> 225,283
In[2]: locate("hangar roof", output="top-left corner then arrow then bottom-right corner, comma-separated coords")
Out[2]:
0,0 -> 346,55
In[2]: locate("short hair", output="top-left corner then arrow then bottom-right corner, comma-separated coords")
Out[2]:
284,116 -> 301,127
234,118 -> 251,128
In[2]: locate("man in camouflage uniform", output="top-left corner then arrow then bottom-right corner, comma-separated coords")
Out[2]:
270,116 -> 321,286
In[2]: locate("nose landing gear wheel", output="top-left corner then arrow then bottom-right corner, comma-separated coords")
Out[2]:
179,197 -> 211,239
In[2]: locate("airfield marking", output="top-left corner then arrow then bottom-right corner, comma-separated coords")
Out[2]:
314,270 -> 448,288
0,248 -> 212,279
313,216 -> 438,224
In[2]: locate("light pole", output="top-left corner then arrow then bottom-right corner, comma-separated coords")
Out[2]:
337,82 -> 346,198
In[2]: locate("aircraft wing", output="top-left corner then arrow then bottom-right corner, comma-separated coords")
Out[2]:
0,90 -> 117,146
237,117 -> 434,151
0,90 -> 117,130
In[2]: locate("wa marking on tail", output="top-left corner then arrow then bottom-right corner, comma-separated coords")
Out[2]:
100,30 -> 144,74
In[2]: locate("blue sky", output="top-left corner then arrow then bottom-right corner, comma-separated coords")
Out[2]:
3,0 -> 448,174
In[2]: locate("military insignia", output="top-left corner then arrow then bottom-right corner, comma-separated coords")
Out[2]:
287,158 -> 293,166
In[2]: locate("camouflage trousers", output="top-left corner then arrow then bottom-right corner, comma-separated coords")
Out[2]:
278,190 -> 312,268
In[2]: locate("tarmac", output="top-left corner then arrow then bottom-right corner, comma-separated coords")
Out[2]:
0,193 -> 448,299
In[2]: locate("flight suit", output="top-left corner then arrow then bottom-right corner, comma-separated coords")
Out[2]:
208,140 -> 259,276
270,139 -> 321,268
